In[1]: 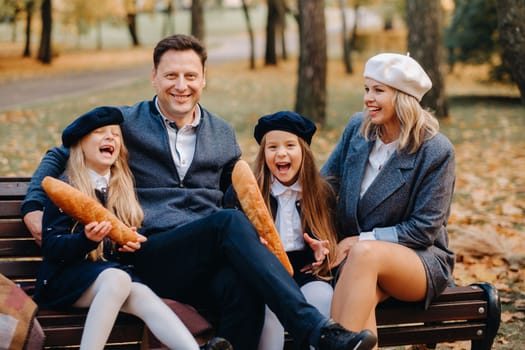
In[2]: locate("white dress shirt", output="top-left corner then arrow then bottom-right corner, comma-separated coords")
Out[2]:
359,138 -> 398,240
88,168 -> 110,191
156,98 -> 201,181
271,179 -> 305,251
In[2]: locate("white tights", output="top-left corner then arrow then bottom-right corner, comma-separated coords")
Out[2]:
257,280 -> 334,350
73,268 -> 199,350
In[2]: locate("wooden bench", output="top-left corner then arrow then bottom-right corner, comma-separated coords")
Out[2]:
1,177 -> 501,349
0,177 -> 213,349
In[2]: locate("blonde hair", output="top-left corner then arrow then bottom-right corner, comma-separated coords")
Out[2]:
253,136 -> 338,279
65,131 -> 143,261
360,91 -> 439,153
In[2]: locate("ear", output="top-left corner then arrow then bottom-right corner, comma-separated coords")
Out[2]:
151,67 -> 157,87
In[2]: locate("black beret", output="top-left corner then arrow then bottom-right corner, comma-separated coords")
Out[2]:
254,111 -> 317,145
62,106 -> 124,147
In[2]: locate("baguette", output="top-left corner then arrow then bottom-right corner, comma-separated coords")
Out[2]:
41,176 -> 138,245
232,160 -> 294,275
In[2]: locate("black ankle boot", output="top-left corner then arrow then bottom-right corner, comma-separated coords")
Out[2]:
318,322 -> 377,350
200,337 -> 233,350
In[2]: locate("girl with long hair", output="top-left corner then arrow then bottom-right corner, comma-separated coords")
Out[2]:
228,111 -> 340,350
34,106 -> 231,350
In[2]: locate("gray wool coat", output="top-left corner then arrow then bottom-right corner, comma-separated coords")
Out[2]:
321,113 -> 456,307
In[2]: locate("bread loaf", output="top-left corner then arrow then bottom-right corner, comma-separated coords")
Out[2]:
232,160 -> 293,275
41,176 -> 138,245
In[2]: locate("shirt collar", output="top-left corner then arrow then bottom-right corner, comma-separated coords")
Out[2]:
88,168 -> 110,190
271,177 -> 302,197
374,137 -> 399,152
155,97 -> 201,129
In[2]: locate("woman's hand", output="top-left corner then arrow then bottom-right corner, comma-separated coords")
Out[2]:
118,228 -> 147,253
84,221 -> 111,242
331,236 -> 359,268
301,233 -> 330,273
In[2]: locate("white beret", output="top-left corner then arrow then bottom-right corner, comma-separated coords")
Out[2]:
364,53 -> 432,101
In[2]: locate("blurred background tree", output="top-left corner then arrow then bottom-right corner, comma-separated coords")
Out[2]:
496,0 -> 525,105
445,0 -> 524,105
1,0 -> 523,116
407,0 -> 448,118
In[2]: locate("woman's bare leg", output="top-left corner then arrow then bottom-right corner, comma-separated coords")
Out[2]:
331,241 -> 427,335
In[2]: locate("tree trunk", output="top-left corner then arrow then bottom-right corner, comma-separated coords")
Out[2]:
338,0 -> 351,73
496,0 -> 525,105
191,0 -> 205,41
241,0 -> 256,69
127,14 -> 140,46
11,5 -> 20,42
407,0 -> 448,118
96,18 -> 103,50
23,1 -> 34,58
162,2 -> 175,37
37,0 -> 52,64
265,0 -> 279,65
295,0 -> 327,125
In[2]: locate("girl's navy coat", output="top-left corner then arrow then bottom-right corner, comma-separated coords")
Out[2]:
321,113 -> 456,307
33,177 -> 136,308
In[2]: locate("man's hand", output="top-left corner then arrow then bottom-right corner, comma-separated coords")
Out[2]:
23,211 -> 43,246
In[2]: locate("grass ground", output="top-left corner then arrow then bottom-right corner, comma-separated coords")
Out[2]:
0,7 -> 523,349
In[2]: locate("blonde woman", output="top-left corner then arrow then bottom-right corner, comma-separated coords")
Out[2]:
322,53 -> 456,349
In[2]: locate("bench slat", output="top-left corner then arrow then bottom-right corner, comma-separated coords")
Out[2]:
0,177 -> 30,197
0,239 -> 41,257
0,259 -> 41,280
0,200 -> 24,219
378,322 -> 487,347
377,300 -> 487,324
0,220 -> 29,238
434,284 -> 487,301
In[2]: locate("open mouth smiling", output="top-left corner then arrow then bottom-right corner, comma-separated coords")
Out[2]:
99,145 -> 115,156
276,163 -> 291,172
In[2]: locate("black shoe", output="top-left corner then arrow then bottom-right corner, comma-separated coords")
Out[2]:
200,337 -> 233,350
318,322 -> 377,350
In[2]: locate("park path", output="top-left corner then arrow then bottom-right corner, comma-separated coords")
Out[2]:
0,35 -> 261,112
0,24 -> 290,111
0,7 -> 382,112
0,63 -> 153,111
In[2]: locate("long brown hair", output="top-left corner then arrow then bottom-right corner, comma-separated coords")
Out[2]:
65,129 -> 143,260
253,136 -> 338,279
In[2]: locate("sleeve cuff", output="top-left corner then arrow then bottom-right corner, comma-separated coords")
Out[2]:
359,231 -> 376,241
373,227 -> 398,243
21,200 -> 44,217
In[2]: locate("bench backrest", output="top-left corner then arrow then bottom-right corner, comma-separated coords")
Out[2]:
0,177 -> 40,285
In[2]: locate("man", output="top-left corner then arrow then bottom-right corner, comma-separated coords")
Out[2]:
22,34 -> 377,350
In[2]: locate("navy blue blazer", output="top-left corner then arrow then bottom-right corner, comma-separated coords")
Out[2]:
321,113 -> 455,307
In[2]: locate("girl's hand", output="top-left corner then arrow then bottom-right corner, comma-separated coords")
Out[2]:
301,233 -> 330,273
118,229 -> 147,253
331,236 -> 359,268
84,221 -> 111,242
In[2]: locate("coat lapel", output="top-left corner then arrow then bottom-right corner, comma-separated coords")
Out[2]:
358,149 -> 416,218
343,138 -> 372,227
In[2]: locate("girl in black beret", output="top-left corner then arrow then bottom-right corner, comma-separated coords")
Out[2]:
34,107 -> 231,350
231,111 -> 339,350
